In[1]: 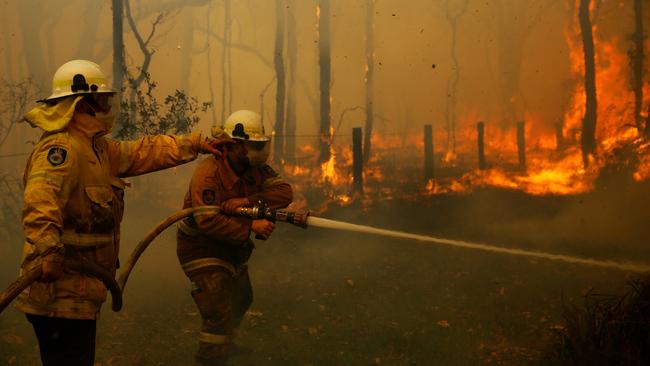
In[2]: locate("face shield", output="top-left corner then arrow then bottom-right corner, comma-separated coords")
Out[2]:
84,93 -> 117,130
244,140 -> 270,166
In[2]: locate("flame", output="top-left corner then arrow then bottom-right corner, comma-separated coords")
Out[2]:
275,1 -> 650,213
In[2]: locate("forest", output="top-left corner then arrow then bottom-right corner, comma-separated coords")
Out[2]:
1,0 -> 650,365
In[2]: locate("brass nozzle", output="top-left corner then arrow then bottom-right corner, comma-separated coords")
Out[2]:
275,209 -> 309,228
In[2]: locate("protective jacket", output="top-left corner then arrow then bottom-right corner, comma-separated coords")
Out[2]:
17,113 -> 208,320
176,155 -> 293,269
176,155 -> 292,365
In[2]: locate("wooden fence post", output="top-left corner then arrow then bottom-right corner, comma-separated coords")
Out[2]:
517,120 -> 526,170
352,127 -> 364,193
477,121 -> 486,170
424,124 -> 434,181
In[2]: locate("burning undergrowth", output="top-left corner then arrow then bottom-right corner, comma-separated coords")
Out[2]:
277,1 -> 650,212
543,275 -> 650,366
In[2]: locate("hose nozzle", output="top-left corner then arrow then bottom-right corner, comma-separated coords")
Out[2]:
237,201 -> 309,228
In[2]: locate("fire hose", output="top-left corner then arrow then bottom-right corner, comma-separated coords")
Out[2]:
0,204 -> 305,315
117,204 -> 309,295
0,259 -> 123,314
117,201 -> 650,301
5,201 -> 648,316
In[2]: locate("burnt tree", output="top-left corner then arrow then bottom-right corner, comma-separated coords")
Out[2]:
17,1 -> 69,91
632,0 -> 645,133
286,0 -> 298,163
112,0 -> 125,136
579,0 -> 597,166
443,0 -> 469,155
220,0 -> 233,124
205,4 -> 218,127
490,0 -> 555,129
75,2 -> 105,60
363,0 -> 375,163
180,8 -> 195,93
112,0 -> 125,92
318,0 -> 332,163
273,0 -> 287,164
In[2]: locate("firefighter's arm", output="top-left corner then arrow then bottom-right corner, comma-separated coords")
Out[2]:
190,165 -> 252,241
246,165 -> 293,209
105,132 -> 227,178
22,137 -> 78,279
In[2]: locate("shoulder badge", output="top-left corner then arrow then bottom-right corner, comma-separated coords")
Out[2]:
202,189 -> 216,204
47,147 -> 67,166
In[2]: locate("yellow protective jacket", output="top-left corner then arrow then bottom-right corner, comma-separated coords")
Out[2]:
16,113 -> 207,320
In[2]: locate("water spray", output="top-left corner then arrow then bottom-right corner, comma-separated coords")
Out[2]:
242,204 -> 650,273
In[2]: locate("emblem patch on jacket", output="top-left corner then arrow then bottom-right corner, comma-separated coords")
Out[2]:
47,147 -> 67,166
202,189 -> 216,204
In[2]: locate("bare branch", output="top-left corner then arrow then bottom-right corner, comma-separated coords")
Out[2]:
334,106 -> 364,139
124,0 -> 166,88
259,75 -> 277,125
0,79 -> 38,148
195,26 -> 273,69
134,0 -> 209,21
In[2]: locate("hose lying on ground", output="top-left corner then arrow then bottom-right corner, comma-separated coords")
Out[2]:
0,259 -> 123,314
117,205 -> 222,294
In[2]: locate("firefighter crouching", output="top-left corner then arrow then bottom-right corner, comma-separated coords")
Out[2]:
17,59 -> 225,366
176,110 -> 293,365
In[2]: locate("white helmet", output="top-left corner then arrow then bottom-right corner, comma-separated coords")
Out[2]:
221,110 -> 270,142
213,110 -> 271,166
39,59 -> 115,102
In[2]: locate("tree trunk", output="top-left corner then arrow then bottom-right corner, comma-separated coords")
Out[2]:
180,8 -> 195,93
318,0 -> 332,164
73,1 -> 104,63
2,15 -> 15,80
447,4 -> 459,154
206,3 -> 218,127
285,0 -> 298,163
273,0 -> 287,164
74,2 -> 105,60
220,0 -> 232,124
17,1 -> 48,92
112,0 -> 125,136
646,102 -> 650,138
633,0 -> 644,131
363,0 -> 375,163
579,0 -> 597,167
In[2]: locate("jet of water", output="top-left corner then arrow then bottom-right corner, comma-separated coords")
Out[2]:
307,216 -> 650,273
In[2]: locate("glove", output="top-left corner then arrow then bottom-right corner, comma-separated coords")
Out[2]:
40,252 -> 64,282
221,197 -> 251,216
199,136 -> 234,158
251,219 -> 275,240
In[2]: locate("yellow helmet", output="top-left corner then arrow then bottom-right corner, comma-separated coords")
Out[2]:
220,110 -> 270,142
39,59 -> 114,102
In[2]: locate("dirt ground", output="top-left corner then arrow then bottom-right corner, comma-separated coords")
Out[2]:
1,172 -> 648,365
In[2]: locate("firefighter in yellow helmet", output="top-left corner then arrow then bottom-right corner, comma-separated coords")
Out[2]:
17,59 -> 227,365
177,110 -> 293,365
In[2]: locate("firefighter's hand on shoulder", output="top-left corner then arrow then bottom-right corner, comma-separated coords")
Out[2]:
199,135 -> 234,158
251,219 -> 275,240
221,197 -> 251,215
40,252 -> 64,282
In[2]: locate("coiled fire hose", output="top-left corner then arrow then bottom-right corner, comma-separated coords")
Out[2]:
0,259 -> 123,314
